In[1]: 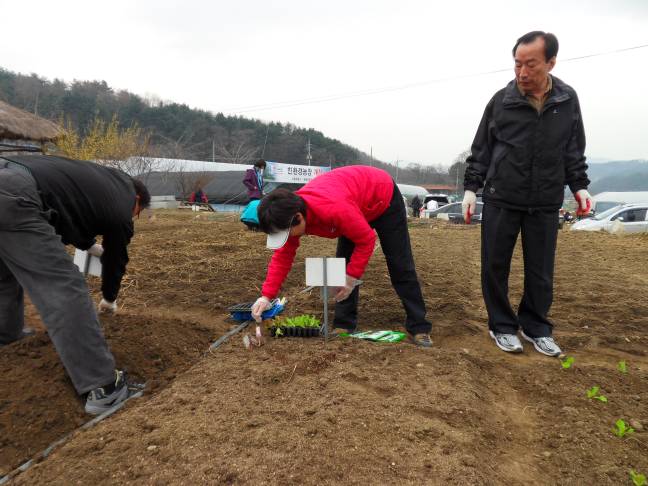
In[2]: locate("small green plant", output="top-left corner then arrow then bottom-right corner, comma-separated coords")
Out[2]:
560,356 -> 575,369
274,315 -> 321,329
613,419 -> 635,438
617,360 -> 628,374
630,470 -> 647,486
586,386 -> 607,403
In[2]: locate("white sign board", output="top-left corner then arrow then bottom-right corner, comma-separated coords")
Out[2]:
264,161 -> 331,184
305,258 -> 346,287
73,249 -> 102,277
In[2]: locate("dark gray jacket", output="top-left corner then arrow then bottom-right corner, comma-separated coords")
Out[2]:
463,75 -> 589,210
1,155 -> 135,302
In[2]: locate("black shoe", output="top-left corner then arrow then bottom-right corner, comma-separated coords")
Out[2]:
85,370 -> 143,415
0,328 -> 35,346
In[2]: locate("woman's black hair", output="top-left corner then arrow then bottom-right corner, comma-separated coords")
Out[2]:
257,189 -> 306,234
254,159 -> 267,169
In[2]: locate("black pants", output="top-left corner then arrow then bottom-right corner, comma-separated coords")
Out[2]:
481,203 -> 559,337
333,184 -> 431,335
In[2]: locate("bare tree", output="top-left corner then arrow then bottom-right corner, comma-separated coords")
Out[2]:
174,162 -> 215,200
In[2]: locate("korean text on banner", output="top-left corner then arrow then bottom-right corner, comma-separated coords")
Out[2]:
264,161 -> 330,184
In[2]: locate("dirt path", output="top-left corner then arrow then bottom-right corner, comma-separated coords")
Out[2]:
1,212 -> 646,485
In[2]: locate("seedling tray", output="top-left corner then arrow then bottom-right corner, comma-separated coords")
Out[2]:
228,299 -> 284,322
270,326 -> 321,338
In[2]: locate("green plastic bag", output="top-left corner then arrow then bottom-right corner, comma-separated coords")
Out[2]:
341,330 -> 407,343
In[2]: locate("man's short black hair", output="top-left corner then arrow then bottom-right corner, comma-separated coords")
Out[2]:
132,178 -> 151,208
254,159 -> 266,169
258,189 -> 306,234
512,31 -> 559,61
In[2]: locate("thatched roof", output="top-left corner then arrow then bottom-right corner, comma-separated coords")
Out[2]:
0,100 -> 62,142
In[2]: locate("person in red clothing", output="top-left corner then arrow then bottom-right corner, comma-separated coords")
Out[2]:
188,186 -> 208,204
250,166 -> 432,347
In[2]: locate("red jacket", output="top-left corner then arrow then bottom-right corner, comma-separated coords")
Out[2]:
261,166 -> 394,299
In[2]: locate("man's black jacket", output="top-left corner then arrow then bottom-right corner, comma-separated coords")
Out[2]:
463,75 -> 590,210
2,155 -> 135,301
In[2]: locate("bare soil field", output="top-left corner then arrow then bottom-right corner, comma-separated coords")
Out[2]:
1,211 -> 647,485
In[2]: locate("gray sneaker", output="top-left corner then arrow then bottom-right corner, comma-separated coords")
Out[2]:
521,331 -> 562,357
85,370 -> 141,415
489,331 -> 523,353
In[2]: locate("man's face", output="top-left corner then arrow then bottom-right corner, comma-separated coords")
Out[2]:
514,37 -> 555,95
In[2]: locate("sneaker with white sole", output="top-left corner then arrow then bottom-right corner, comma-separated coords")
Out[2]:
85,370 -> 142,415
520,331 -> 562,357
489,331 -> 523,353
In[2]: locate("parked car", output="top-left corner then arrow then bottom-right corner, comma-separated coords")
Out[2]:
571,204 -> 648,233
423,194 -> 450,208
428,202 -> 484,224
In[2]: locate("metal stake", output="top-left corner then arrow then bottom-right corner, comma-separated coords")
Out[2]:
322,257 -> 329,341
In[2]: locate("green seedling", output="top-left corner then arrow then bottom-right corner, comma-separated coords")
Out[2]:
630,470 -> 647,486
613,419 -> 634,438
618,360 -> 628,374
274,315 -> 321,329
560,356 -> 575,369
586,386 -> 608,403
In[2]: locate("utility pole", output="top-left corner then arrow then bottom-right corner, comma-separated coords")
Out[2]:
395,158 -> 399,182
370,146 -> 373,167
212,138 -> 215,163
306,137 -> 312,166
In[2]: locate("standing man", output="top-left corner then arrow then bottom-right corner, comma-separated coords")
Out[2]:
462,31 -> 592,356
243,159 -> 266,201
411,195 -> 423,218
0,154 -> 150,414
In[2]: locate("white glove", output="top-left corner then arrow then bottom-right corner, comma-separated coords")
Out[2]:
462,190 -> 477,223
334,275 -> 358,302
574,189 -> 593,216
87,243 -> 104,257
99,298 -> 117,314
251,296 -> 272,322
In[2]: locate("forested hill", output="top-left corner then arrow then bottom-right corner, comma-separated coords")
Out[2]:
0,67 -> 378,169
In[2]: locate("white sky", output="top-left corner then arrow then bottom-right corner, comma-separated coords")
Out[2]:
1,0 -> 647,166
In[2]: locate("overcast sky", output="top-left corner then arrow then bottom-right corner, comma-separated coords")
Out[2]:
1,0 -> 647,166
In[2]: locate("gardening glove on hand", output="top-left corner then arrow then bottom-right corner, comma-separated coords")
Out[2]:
334,275 -> 357,303
574,189 -> 593,216
87,243 -> 104,257
251,296 -> 272,323
462,190 -> 477,224
98,298 -> 117,314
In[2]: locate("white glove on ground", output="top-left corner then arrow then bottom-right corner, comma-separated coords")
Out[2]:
334,275 -> 358,302
99,298 -> 117,314
574,189 -> 593,215
462,190 -> 477,223
251,296 -> 272,322
87,243 -> 104,257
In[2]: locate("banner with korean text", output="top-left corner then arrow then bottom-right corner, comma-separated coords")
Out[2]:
264,161 -> 330,184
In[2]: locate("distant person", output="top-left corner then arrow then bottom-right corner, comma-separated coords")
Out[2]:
250,166 -> 433,347
411,196 -> 423,218
0,155 -> 150,414
426,199 -> 439,211
462,31 -> 592,357
243,159 -> 266,201
188,186 -> 208,204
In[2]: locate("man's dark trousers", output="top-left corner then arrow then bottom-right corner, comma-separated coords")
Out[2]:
481,203 -> 559,338
333,184 -> 431,335
0,165 -> 116,394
